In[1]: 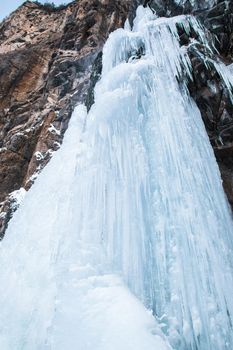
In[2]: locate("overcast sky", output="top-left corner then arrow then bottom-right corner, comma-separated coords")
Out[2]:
0,0 -> 71,21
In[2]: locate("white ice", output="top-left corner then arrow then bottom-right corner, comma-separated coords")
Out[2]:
0,5 -> 233,350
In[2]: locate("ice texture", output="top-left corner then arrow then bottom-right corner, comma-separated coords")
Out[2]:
0,6 -> 233,350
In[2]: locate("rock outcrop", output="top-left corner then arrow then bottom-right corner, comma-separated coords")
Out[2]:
0,0 -> 232,237
0,0 -> 133,236
146,0 -> 233,207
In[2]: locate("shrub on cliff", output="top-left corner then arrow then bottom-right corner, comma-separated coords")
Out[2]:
33,1 -> 68,12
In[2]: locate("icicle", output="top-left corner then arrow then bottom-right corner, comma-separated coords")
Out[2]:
0,5 -> 232,350
213,61 -> 233,102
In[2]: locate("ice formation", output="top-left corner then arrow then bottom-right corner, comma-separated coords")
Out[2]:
0,5 -> 233,350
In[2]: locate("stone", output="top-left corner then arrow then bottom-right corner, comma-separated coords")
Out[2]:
0,0 -> 133,237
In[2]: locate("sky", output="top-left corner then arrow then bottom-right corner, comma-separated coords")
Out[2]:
0,0 -> 71,21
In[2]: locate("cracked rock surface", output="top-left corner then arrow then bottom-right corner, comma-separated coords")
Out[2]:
0,0 -> 132,236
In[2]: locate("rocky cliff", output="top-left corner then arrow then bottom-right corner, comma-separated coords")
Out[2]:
0,0 -> 232,237
146,0 -> 233,208
0,0 -> 134,236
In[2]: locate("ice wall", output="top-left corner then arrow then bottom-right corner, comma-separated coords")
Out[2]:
0,5 -> 233,350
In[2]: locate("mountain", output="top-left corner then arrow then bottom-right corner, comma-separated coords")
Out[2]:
0,0 -> 232,237
0,3 -> 233,348
0,0 -> 135,236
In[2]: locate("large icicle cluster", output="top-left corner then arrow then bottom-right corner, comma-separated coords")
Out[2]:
0,5 -> 233,350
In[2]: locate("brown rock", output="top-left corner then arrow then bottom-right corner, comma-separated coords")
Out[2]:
0,0 -> 133,237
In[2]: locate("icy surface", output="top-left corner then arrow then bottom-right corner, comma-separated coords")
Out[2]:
213,61 -> 233,102
0,6 -> 233,350
173,0 -> 217,10
9,188 -> 26,207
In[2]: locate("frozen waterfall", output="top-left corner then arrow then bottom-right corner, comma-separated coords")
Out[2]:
0,6 -> 233,350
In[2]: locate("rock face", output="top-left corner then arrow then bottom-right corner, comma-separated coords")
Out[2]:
145,0 -> 233,207
0,0 -> 133,236
0,0 -> 232,236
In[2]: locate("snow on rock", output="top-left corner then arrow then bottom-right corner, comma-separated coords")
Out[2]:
8,188 -> 26,210
48,124 -> 61,136
0,5 -> 233,350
